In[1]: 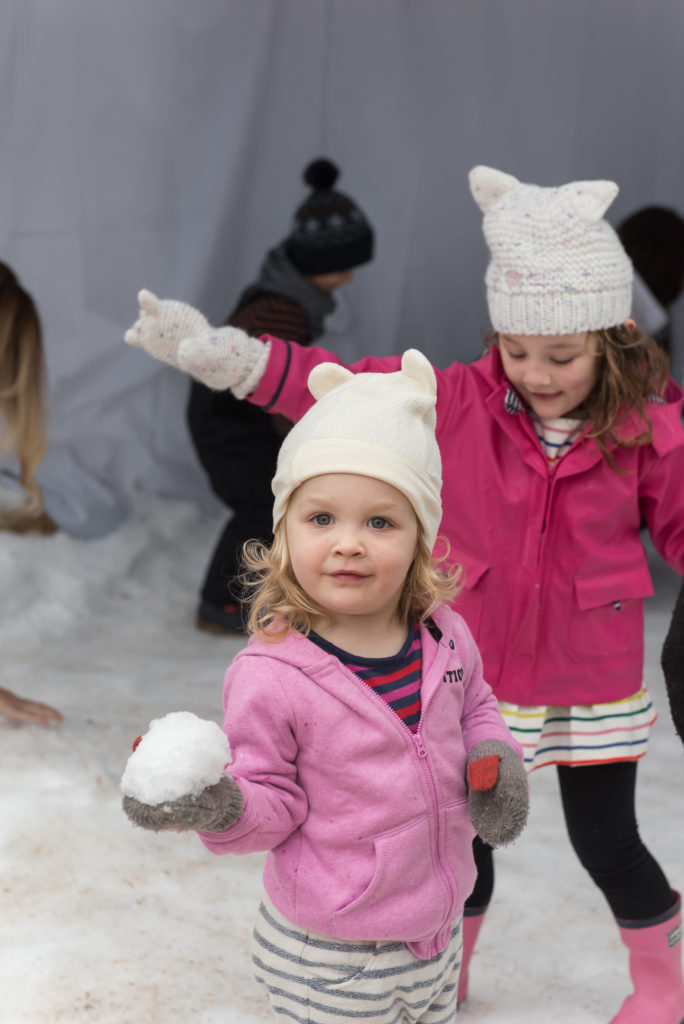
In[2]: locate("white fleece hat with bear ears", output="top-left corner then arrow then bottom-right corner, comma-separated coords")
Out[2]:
469,165 -> 633,335
272,349 -> 443,549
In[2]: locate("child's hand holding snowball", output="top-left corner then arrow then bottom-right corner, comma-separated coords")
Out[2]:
121,712 -> 244,832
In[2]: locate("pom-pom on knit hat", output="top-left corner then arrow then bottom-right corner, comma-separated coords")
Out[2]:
285,158 -> 375,276
271,349 -> 443,549
469,165 -> 633,335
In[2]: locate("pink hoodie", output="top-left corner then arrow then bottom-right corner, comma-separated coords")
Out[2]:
248,337 -> 684,705
200,605 -> 520,959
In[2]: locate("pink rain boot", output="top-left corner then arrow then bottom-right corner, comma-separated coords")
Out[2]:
457,907 -> 487,1007
611,893 -> 684,1023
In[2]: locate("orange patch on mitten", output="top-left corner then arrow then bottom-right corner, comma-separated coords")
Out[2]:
467,754 -> 502,791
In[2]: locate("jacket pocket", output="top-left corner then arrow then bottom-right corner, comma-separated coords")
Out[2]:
452,555 -> 490,638
566,564 -> 653,661
331,814 -> 434,939
330,801 -> 474,942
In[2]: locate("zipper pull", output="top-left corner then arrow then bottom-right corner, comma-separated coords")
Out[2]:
415,735 -> 427,758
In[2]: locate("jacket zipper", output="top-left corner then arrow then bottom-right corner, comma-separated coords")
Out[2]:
414,674 -> 455,932
536,473 -> 557,565
349,649 -> 456,932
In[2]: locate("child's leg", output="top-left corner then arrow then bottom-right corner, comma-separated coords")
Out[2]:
466,836 -> 495,911
416,924 -> 462,1023
251,897 -> 462,1024
557,761 -> 673,919
187,380 -> 280,627
457,836 -> 494,1004
558,762 -> 683,1022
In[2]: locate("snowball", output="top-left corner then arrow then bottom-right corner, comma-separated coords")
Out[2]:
120,711 -> 232,805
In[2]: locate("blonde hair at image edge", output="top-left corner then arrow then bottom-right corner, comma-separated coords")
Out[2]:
0,262 -> 49,529
241,506 -> 463,643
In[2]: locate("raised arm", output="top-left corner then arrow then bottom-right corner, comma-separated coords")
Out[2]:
245,333 -> 404,423
124,289 -> 269,397
124,290 -> 404,423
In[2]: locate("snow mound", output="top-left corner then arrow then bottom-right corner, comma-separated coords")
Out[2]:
120,711 -> 232,804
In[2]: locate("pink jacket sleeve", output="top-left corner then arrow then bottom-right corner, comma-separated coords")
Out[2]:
198,658 -> 309,855
639,439 -> 684,574
453,613 -> 524,760
248,334 -> 403,423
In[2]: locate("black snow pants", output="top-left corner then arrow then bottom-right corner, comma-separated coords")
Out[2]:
466,760 -> 674,921
187,380 -> 281,608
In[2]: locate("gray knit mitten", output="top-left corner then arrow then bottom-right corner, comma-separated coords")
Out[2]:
661,577 -> 684,744
466,740 -> 529,847
122,774 -> 244,833
124,289 -> 268,395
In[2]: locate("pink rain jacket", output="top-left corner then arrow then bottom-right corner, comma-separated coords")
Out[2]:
248,338 -> 684,705
200,605 -> 520,959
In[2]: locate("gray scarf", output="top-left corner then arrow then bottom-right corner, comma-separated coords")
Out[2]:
256,243 -> 335,341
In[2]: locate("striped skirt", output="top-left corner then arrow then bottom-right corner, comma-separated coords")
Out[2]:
251,896 -> 462,1024
499,686 -> 657,771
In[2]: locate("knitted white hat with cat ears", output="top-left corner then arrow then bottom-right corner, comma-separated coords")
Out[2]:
469,165 -> 633,335
271,349 -> 443,548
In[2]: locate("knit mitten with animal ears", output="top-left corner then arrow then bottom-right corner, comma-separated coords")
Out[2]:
466,740 -> 529,847
661,577 -> 684,744
123,774 -> 244,832
124,289 -> 269,396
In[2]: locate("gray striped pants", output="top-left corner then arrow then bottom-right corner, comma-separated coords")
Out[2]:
251,896 -> 462,1023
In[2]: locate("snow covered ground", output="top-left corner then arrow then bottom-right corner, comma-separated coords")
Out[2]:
1,494 -> 682,1023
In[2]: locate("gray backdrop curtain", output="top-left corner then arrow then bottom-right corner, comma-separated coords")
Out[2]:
2,0 -> 683,534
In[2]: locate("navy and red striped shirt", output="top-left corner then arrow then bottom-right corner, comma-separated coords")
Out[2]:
309,623 -> 423,732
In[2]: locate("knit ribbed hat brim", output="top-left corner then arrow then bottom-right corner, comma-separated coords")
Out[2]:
271,350 -> 442,549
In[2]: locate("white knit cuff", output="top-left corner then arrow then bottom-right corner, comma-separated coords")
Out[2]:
231,339 -> 270,400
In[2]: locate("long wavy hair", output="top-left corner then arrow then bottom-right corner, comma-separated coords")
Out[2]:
491,324 -> 670,468
577,324 -> 670,465
241,516 -> 463,643
0,262 -> 51,530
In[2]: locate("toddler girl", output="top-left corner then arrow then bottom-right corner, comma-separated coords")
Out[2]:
123,349 -> 528,1023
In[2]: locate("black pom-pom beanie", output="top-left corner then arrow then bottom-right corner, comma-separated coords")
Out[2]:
285,158 -> 375,276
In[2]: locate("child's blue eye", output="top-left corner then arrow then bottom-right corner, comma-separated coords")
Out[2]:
369,516 -> 390,530
313,513 -> 333,526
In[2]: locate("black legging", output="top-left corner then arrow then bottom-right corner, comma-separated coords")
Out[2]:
187,381 -> 281,607
466,761 -> 674,921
